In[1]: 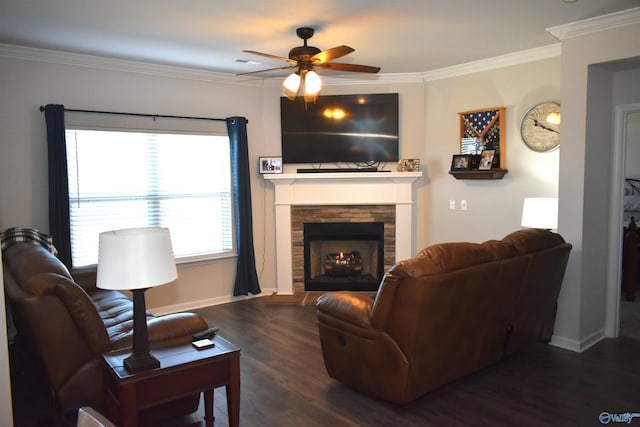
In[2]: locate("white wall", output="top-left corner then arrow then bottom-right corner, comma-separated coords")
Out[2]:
556,22 -> 640,351
0,51 -> 267,312
423,58 -> 561,246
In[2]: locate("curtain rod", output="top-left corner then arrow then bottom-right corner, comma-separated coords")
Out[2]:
39,106 -> 228,122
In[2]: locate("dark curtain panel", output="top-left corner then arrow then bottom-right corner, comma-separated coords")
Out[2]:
227,117 -> 261,296
44,104 -> 72,268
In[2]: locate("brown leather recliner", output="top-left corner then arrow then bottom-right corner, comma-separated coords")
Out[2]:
316,228 -> 572,404
3,241 -> 210,417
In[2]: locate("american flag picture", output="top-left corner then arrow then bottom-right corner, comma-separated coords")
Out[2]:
459,107 -> 503,167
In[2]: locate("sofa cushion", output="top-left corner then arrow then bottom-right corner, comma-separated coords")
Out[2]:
388,239 -> 518,279
90,289 -> 143,347
55,277 -> 111,354
22,272 -> 68,296
4,243 -> 71,283
502,228 -> 566,254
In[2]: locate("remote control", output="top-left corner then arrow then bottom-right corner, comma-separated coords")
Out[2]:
192,327 -> 219,341
192,338 -> 215,350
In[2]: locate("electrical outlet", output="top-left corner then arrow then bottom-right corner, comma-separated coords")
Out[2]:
449,200 -> 455,210
460,200 -> 468,211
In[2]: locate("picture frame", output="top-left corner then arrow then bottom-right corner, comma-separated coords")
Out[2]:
478,149 -> 495,170
397,158 -> 421,172
458,107 -> 506,170
451,154 -> 471,171
259,157 -> 282,174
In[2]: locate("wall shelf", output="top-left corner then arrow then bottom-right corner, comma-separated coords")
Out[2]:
454,106 -> 507,180
449,169 -> 508,180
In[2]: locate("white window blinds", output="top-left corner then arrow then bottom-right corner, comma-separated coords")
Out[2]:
65,127 -> 233,267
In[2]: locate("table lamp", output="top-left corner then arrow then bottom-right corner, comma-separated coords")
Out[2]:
97,227 -> 177,373
521,197 -> 558,230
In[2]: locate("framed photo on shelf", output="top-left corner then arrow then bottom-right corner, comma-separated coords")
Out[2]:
451,154 -> 471,171
397,158 -> 421,172
259,157 -> 282,174
478,149 -> 495,170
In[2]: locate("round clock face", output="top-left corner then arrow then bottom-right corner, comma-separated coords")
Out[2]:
520,101 -> 561,152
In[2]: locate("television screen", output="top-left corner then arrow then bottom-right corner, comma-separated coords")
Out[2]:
280,93 -> 399,164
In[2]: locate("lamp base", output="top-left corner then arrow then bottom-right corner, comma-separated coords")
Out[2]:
124,352 -> 160,373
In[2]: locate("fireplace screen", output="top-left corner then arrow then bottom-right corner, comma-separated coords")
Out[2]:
304,222 -> 384,291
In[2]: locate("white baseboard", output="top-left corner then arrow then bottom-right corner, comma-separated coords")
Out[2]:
550,328 -> 606,353
150,287 -> 277,316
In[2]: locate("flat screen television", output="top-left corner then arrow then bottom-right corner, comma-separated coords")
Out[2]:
280,93 -> 399,164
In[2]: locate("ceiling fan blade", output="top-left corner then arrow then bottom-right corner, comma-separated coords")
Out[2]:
312,45 -> 354,64
316,62 -> 381,73
236,65 -> 297,76
242,50 -> 296,64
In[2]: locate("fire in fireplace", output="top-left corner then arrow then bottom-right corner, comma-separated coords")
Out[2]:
303,222 -> 384,291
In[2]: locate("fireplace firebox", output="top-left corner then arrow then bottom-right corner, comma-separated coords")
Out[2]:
303,222 -> 384,291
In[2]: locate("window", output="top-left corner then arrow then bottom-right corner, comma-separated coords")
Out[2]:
65,128 -> 233,268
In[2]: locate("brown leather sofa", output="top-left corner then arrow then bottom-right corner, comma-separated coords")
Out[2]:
316,228 -> 572,404
3,240 -> 210,417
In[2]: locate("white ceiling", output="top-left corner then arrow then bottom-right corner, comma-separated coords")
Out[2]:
1,0 -> 639,78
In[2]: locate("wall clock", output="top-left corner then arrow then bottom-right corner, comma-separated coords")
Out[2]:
520,101 -> 561,152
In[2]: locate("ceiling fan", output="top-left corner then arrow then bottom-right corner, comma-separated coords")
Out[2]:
241,27 -> 381,101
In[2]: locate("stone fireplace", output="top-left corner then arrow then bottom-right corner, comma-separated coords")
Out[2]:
300,214 -> 389,292
264,171 -> 422,294
304,221 -> 384,291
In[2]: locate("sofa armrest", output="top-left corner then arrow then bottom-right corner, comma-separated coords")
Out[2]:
109,312 -> 208,350
316,291 -> 374,329
146,312 -> 209,343
72,268 -> 98,292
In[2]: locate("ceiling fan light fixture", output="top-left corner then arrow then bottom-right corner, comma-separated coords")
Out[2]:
282,86 -> 298,101
283,72 -> 301,93
304,70 -> 321,95
243,27 -> 380,102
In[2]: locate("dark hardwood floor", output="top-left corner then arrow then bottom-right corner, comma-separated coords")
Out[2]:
9,296 -> 640,426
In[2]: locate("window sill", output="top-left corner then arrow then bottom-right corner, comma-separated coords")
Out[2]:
177,252 -> 237,267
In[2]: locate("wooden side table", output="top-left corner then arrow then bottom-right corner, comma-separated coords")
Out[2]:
103,335 -> 240,427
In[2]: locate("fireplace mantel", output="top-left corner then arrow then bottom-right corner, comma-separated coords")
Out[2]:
264,171 -> 422,294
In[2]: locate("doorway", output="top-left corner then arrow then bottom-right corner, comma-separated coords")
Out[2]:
607,104 -> 640,339
620,110 -> 640,340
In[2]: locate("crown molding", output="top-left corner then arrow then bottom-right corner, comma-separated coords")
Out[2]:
422,44 -> 561,82
0,43 -> 426,86
0,41 -> 560,87
261,71 -> 425,88
0,43 -> 257,86
547,6 -> 640,40
0,42 -> 561,87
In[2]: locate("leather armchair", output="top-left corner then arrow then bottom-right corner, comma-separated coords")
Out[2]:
3,241 -> 209,417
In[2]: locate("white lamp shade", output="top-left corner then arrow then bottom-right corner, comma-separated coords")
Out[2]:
283,72 -> 301,93
521,198 -> 558,229
304,70 -> 321,95
97,227 -> 178,290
